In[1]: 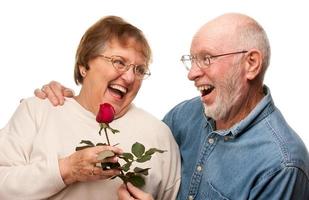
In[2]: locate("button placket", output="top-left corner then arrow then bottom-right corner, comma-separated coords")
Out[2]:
196,165 -> 203,172
187,131 -> 217,199
208,137 -> 215,144
188,195 -> 194,200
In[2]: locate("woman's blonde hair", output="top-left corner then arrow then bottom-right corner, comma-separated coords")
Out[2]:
74,16 -> 152,85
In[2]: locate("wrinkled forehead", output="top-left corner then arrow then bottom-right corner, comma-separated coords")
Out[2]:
117,36 -> 150,63
105,39 -> 147,62
190,23 -> 237,54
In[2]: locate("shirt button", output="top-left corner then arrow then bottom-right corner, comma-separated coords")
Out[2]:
208,138 -> 215,144
188,195 -> 194,200
196,165 -> 202,172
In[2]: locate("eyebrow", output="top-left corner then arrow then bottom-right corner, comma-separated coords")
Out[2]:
112,55 -> 147,66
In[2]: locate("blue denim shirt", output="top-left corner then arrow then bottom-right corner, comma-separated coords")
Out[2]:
163,86 -> 309,200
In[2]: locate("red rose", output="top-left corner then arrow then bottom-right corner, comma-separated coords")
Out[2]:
96,103 -> 115,124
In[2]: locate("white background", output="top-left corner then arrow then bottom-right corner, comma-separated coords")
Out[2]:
0,0 -> 308,148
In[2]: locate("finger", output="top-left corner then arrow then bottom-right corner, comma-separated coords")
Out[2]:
34,88 -> 47,99
49,81 -> 66,105
117,184 -> 132,200
76,146 -> 121,165
101,156 -> 119,164
96,168 -> 121,177
94,145 -> 123,156
127,182 -> 154,200
41,85 -> 60,106
63,87 -> 75,98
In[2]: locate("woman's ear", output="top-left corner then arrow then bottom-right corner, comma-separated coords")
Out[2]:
244,49 -> 263,80
79,66 -> 87,77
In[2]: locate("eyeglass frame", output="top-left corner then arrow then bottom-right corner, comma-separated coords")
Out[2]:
98,54 -> 151,79
181,50 -> 248,70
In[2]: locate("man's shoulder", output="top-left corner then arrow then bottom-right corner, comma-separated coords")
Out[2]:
256,109 -> 309,176
163,96 -> 206,132
166,96 -> 203,116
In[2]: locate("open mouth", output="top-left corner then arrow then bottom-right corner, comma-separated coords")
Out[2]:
198,85 -> 215,97
108,84 -> 128,99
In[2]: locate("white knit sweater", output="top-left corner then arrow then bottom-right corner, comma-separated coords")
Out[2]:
0,97 -> 181,200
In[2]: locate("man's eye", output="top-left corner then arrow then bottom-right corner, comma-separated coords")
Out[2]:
202,56 -> 208,61
200,55 -> 210,65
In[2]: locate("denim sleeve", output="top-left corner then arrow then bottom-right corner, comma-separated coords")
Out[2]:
249,166 -> 309,199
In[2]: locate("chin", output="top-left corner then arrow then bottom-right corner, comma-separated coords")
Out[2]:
114,105 -> 130,119
204,103 -> 227,120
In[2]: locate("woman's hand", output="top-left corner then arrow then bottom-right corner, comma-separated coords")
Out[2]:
118,182 -> 154,200
59,145 -> 123,185
34,81 -> 74,106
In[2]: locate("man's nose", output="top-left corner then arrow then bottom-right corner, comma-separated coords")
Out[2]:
187,63 -> 204,81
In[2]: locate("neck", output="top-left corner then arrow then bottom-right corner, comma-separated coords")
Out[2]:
74,88 -> 98,115
215,85 -> 264,130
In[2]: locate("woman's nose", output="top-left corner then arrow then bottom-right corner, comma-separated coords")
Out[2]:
121,67 -> 135,83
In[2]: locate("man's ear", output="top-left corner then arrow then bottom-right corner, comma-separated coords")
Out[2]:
244,49 -> 263,80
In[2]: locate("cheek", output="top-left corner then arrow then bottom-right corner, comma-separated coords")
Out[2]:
131,81 -> 143,95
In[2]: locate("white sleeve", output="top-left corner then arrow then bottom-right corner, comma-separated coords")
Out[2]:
157,127 -> 181,200
0,99 -> 66,200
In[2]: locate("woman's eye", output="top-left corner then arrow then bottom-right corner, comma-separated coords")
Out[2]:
113,59 -> 126,67
136,66 -> 146,74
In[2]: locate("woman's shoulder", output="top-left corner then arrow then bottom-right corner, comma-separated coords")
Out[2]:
20,96 -> 53,110
127,104 -> 160,121
20,97 -> 78,117
125,104 -> 171,133
23,96 -> 77,109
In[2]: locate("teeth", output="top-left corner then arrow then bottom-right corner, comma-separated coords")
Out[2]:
110,84 -> 127,94
197,85 -> 212,91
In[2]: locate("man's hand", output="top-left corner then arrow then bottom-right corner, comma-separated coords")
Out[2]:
34,81 -> 74,106
117,183 -> 154,200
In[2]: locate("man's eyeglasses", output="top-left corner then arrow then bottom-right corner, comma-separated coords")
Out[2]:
181,50 -> 248,70
98,55 -> 151,79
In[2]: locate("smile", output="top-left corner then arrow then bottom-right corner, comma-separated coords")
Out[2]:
108,84 -> 128,99
197,85 -> 214,97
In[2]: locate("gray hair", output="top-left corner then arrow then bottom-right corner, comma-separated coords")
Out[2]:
236,20 -> 271,82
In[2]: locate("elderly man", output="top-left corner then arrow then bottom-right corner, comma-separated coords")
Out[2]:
35,13 -> 309,200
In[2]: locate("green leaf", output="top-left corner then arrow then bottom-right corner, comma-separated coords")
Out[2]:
121,162 -> 132,172
134,167 -> 150,175
127,174 -> 145,188
80,140 -> 95,146
98,127 -> 103,135
116,174 -> 128,182
75,145 -> 92,151
97,150 -> 115,161
145,148 -> 166,155
126,172 -> 135,177
120,153 -> 134,161
119,156 -> 130,163
132,142 -> 145,158
96,143 -> 107,146
136,154 -> 151,163
111,128 -> 120,134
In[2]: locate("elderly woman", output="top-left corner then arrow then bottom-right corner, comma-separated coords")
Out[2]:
0,16 -> 180,200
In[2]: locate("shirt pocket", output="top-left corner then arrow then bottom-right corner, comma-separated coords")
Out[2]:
200,182 -> 230,200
